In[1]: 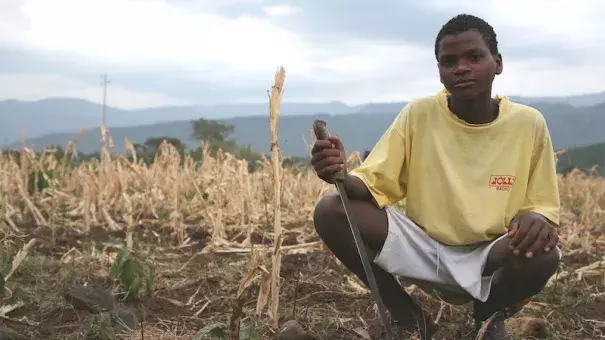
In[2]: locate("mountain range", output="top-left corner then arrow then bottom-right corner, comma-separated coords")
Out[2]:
1,91 -> 605,158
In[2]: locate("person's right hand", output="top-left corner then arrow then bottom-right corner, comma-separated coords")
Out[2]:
310,135 -> 346,184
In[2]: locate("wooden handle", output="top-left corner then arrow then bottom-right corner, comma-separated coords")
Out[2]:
312,120 -> 345,182
313,120 -> 330,140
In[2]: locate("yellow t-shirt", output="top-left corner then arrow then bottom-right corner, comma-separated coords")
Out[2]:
349,90 -> 560,246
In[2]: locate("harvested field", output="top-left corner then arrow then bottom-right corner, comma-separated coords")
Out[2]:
0,140 -> 604,340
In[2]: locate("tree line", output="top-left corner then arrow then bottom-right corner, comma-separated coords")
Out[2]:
2,118 -> 310,172
4,116 -> 605,176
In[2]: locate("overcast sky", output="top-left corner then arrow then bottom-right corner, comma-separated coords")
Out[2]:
0,0 -> 603,109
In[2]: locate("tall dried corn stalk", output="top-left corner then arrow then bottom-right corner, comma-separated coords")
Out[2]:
268,66 -> 286,330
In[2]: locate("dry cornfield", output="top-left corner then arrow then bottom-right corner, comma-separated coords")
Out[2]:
1,143 -> 604,257
0,139 -> 604,339
0,67 -> 603,340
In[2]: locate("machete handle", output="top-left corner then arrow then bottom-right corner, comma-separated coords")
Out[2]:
313,119 -> 331,140
313,120 -> 346,182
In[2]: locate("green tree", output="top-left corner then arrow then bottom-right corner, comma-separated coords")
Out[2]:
126,137 -> 187,164
556,142 -> 605,176
143,137 -> 186,154
191,118 -> 237,155
191,118 -> 234,143
236,144 -> 263,171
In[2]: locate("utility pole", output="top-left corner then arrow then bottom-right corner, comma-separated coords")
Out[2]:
101,73 -> 110,126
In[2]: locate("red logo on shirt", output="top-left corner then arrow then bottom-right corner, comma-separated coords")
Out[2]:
489,175 -> 516,192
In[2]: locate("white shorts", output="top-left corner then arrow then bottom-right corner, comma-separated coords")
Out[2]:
373,206 -> 562,303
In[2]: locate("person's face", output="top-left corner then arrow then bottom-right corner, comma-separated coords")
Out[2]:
437,30 -> 503,99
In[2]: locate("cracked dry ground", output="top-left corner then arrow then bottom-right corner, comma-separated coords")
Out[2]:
0,224 -> 604,340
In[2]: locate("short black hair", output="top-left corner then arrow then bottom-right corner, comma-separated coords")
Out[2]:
434,14 -> 499,59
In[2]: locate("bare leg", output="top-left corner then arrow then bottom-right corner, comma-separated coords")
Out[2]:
313,194 -> 426,334
475,236 -> 560,338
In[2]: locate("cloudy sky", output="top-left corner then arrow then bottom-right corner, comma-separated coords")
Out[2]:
0,0 -> 603,109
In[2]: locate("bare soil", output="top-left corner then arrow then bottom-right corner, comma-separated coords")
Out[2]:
0,223 -> 603,340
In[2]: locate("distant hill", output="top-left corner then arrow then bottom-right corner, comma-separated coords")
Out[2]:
6,114 -> 388,158
0,98 -> 356,144
1,91 -> 604,145
6,101 -> 605,158
510,91 -> 605,108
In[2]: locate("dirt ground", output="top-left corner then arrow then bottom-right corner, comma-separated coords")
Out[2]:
0,223 -> 604,340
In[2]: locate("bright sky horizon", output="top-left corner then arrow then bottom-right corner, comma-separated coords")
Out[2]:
1,0 -> 604,110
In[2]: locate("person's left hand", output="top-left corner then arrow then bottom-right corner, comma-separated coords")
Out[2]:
507,212 -> 558,259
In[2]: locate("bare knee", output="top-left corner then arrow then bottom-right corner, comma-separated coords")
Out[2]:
509,247 -> 560,290
313,194 -> 389,251
534,248 -> 561,280
313,194 -> 346,238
